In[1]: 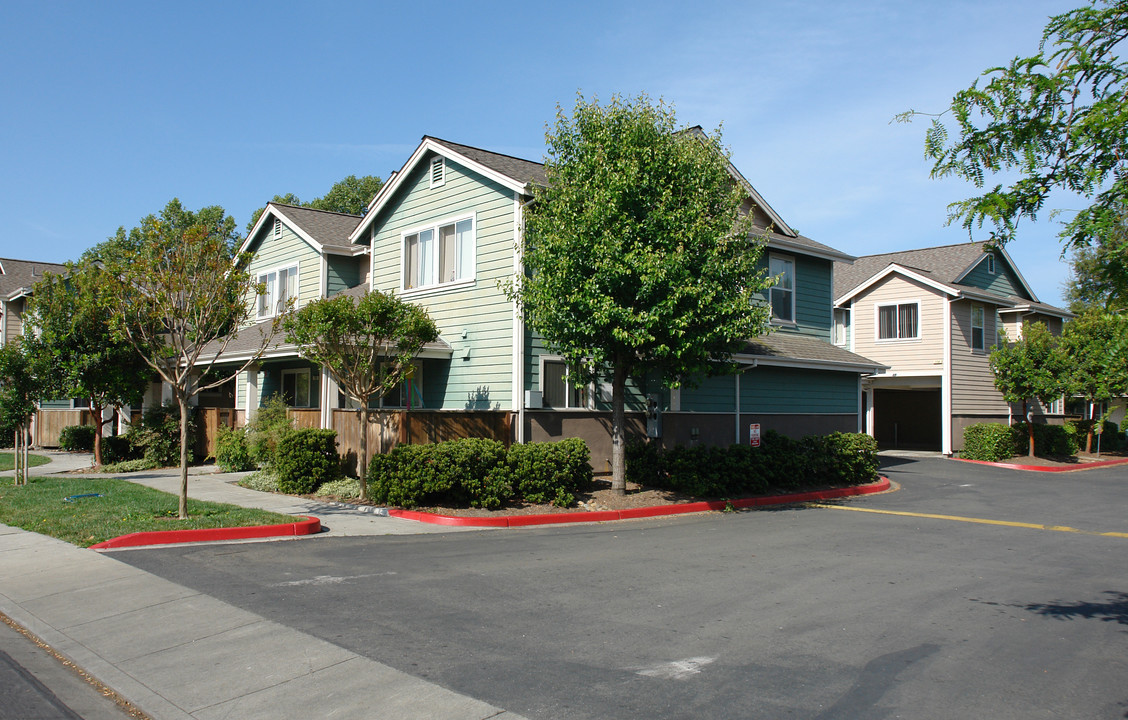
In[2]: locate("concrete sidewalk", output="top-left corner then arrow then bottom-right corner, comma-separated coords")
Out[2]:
1,451 -> 520,719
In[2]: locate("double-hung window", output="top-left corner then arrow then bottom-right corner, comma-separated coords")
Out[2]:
877,302 -> 919,340
257,264 -> 298,318
403,215 -> 474,291
971,304 -> 985,351
768,254 -> 795,323
542,359 -> 589,409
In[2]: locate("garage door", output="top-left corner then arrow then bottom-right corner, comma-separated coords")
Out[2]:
873,389 -> 941,450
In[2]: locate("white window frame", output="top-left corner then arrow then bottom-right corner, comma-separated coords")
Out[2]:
971,304 -> 986,351
874,300 -> 921,342
539,356 -> 593,410
768,253 -> 796,325
281,368 -> 312,408
257,263 -> 299,319
832,308 -> 849,346
429,156 -> 446,189
400,213 -> 476,294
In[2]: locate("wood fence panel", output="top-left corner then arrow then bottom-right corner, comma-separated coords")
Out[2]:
194,408 -> 238,459
288,409 -> 321,429
35,410 -> 94,448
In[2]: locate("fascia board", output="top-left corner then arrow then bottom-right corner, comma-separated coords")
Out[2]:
955,289 -> 1017,307
731,353 -> 888,374
834,264 -> 958,306
765,234 -> 856,263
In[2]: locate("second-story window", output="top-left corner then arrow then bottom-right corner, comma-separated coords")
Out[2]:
971,304 -> 985,351
833,308 -> 849,346
402,216 -> 475,291
769,254 -> 795,323
258,264 -> 298,318
877,302 -> 919,340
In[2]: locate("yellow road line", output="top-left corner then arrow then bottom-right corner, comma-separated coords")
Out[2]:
809,503 -> 1128,538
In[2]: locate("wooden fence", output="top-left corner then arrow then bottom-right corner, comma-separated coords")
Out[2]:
35,410 -> 95,448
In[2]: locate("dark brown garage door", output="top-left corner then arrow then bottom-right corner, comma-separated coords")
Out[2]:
873,389 -> 941,450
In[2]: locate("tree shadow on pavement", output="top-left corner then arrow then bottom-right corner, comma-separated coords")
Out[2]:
1022,591 -> 1128,627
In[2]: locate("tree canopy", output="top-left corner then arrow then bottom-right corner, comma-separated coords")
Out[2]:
1065,229 -> 1128,313
901,1 -> 1128,259
1059,310 -> 1128,450
990,321 -> 1068,456
283,290 -> 438,497
245,174 -> 384,232
0,341 -> 41,485
102,199 -> 275,518
23,260 -> 148,466
514,93 -> 771,493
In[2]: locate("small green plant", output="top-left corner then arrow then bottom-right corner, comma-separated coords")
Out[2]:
274,428 -> 341,495
58,425 -> 97,452
314,477 -> 362,498
215,425 -> 256,472
246,395 -> 293,469
961,423 -> 1020,461
122,402 -> 195,468
238,470 -> 280,493
99,458 -> 159,474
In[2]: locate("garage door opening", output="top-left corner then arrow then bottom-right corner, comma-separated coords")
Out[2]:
873,389 -> 941,451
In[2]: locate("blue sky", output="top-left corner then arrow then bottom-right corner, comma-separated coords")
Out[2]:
1,0 -> 1079,304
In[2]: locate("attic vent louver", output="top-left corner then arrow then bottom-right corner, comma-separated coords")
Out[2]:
430,157 -> 445,189
274,219 -> 282,239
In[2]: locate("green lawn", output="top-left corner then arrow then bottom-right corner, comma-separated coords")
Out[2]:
0,452 -> 51,472
0,476 -> 298,547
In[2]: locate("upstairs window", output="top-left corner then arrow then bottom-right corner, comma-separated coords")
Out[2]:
971,304 -> 985,350
768,254 -> 795,323
402,216 -> 475,291
542,359 -> 589,409
258,264 -> 298,318
877,302 -> 919,340
833,308 -> 849,346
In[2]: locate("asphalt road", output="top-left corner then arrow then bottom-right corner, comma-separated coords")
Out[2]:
115,457 -> 1128,719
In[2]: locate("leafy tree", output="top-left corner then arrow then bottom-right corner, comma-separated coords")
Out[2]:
990,321 -> 1068,456
514,94 -> 771,494
283,290 -> 438,499
86,199 -> 241,264
0,341 -> 42,485
245,175 -> 384,232
102,200 -> 277,519
23,261 -> 148,466
1065,226 -> 1128,313
1059,310 -> 1128,451
899,1 -> 1128,266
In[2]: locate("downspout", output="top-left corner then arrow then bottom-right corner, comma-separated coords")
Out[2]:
942,296 -> 953,455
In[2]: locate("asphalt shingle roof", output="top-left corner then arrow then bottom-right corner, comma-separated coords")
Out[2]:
739,332 -> 884,369
832,241 -> 995,300
0,257 -> 68,299
269,204 -> 363,249
426,137 -> 550,187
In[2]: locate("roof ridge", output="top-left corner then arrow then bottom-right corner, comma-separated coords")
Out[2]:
268,202 -> 362,219
424,135 -> 545,168
853,240 -> 985,261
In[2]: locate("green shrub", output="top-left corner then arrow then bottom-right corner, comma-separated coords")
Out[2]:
246,395 -> 293,468
823,432 -> 880,485
314,477 -> 362,498
215,426 -> 256,472
100,458 -> 158,474
1013,422 -> 1077,457
100,434 -> 133,464
274,428 -> 341,495
58,425 -> 97,452
123,402 -> 195,467
507,438 -> 592,507
1067,418 -> 1126,452
961,423 -> 1020,461
238,470 -> 280,493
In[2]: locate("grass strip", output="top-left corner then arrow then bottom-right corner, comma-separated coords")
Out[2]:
0,476 -> 297,548
0,452 -> 51,472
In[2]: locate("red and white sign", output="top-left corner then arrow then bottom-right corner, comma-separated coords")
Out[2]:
749,423 -> 761,447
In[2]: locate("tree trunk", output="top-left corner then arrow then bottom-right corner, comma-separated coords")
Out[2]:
1086,401 -> 1095,454
358,406 -> 369,502
13,426 -> 22,485
610,360 -> 628,496
178,396 -> 190,520
1024,400 -> 1035,457
91,400 -> 104,468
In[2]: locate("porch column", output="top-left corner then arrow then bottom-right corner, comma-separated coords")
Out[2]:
245,367 -> 259,421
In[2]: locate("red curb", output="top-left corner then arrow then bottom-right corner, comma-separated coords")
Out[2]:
385,477 -> 892,528
89,516 -> 321,550
955,457 -> 1128,473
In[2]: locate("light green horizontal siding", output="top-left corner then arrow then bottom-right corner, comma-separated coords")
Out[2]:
369,153 -> 517,409
244,220 -> 322,315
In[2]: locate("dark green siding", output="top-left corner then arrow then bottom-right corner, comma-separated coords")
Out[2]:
960,254 -> 1030,299
740,367 -> 857,414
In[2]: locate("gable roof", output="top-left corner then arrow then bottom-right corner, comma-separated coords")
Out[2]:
736,332 -> 886,373
239,203 -> 365,259
833,241 -> 1053,309
0,257 -> 68,301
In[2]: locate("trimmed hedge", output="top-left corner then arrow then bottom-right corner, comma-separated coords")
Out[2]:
961,423 -> 1019,462
275,428 -> 341,495
368,437 -> 593,510
58,425 -> 97,452
626,431 -> 879,497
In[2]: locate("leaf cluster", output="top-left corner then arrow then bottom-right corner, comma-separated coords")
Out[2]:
245,174 -> 384,232
517,93 -> 771,388
990,321 -> 1069,405
914,0 -> 1128,253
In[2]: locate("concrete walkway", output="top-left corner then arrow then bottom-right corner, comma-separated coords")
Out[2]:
0,451 -> 521,719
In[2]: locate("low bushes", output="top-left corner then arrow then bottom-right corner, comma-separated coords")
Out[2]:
626,431 -> 879,497
368,437 -> 593,509
962,418 -> 1126,460
275,429 -> 341,495
58,424 -> 97,452
961,423 -> 1020,462
215,425 -> 256,472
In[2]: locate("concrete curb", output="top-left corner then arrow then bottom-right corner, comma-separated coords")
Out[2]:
387,477 -> 892,528
89,516 -> 321,550
955,456 -> 1128,473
